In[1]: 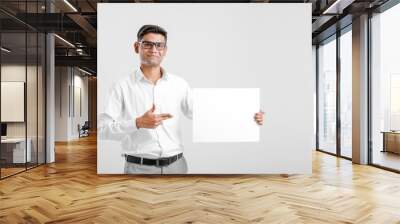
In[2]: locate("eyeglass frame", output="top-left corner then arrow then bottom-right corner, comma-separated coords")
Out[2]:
138,40 -> 167,51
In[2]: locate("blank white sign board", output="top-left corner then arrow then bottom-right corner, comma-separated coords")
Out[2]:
1,82 -> 25,122
193,88 -> 260,142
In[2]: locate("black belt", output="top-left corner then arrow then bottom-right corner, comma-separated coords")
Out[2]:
125,153 -> 183,167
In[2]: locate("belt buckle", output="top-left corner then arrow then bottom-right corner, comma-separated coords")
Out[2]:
156,157 -> 169,167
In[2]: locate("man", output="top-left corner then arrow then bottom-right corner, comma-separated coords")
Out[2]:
99,25 -> 265,174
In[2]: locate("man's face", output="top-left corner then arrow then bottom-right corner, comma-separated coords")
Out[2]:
134,33 -> 167,66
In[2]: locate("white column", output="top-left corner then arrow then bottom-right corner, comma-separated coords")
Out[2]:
46,32 -> 55,163
352,14 -> 369,164
45,0 -> 56,163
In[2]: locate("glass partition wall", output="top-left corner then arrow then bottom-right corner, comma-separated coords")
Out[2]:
317,35 -> 337,155
370,3 -> 400,172
0,1 -> 46,179
317,0 -> 400,172
316,26 -> 353,159
339,28 -> 352,159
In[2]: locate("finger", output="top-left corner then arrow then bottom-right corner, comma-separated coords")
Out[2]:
159,117 -> 172,121
154,116 -> 163,121
155,116 -> 171,123
159,113 -> 173,118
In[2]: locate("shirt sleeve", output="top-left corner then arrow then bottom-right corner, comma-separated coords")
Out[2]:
181,81 -> 193,120
98,84 -> 139,140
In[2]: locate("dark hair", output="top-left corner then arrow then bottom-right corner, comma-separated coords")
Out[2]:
137,25 -> 167,42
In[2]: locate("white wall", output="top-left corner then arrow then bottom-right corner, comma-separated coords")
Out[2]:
55,67 -> 89,141
1,66 -> 26,136
1,65 -> 38,138
71,72 -> 89,138
55,66 -> 69,141
312,45 -> 317,149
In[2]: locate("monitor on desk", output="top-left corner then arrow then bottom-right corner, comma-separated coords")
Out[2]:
1,123 -> 7,138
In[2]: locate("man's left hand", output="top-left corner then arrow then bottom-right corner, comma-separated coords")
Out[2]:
254,110 -> 265,125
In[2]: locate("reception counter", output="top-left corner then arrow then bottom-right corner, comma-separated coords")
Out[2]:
382,131 -> 400,154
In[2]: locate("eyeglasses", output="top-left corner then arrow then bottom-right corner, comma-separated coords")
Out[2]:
139,41 -> 166,50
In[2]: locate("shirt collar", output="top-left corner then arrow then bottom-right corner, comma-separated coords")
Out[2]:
135,66 -> 169,82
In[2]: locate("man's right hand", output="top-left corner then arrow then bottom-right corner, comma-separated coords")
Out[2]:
135,104 -> 173,129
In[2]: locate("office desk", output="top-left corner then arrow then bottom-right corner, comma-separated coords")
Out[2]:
382,131 -> 400,154
1,138 -> 31,163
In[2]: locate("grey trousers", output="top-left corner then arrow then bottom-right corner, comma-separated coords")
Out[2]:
124,156 -> 188,174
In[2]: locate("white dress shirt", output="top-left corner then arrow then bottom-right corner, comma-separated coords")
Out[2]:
98,68 -> 192,159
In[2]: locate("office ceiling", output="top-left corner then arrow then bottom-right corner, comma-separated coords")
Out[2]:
0,0 -> 392,75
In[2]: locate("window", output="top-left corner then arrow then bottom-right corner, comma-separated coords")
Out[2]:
318,36 -> 337,154
371,3 -> 400,171
339,28 -> 352,158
